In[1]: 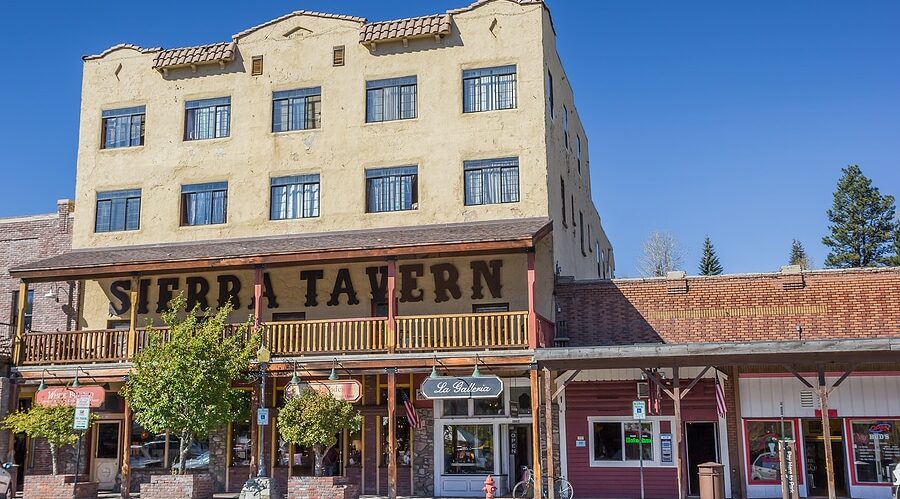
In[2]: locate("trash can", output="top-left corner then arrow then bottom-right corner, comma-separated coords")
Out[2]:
698,462 -> 725,499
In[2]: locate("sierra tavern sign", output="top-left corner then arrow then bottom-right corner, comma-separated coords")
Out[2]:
105,259 -> 507,315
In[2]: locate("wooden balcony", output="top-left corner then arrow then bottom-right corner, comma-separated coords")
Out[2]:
17,311 -> 536,366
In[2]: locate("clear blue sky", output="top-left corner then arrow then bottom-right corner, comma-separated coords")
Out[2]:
1,1 -> 898,276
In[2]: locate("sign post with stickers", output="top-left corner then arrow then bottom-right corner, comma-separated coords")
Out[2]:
633,400 -> 647,499
73,395 -> 91,499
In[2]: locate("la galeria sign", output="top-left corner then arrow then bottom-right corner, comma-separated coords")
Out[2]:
420,376 -> 504,400
35,386 -> 106,408
107,260 -> 505,315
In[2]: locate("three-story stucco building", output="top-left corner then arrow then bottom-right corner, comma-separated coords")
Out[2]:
10,0 -> 612,496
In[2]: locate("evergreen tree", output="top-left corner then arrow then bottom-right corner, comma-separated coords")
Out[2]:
789,239 -> 812,270
698,236 -> 723,275
891,220 -> 900,266
822,165 -> 896,268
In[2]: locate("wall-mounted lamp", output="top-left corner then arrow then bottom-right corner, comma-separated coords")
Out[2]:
44,284 -> 72,303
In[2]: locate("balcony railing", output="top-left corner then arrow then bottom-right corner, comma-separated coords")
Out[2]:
16,311 -> 538,366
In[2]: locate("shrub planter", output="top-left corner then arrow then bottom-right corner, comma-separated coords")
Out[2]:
23,474 -> 99,499
140,473 -> 215,499
287,476 -> 359,499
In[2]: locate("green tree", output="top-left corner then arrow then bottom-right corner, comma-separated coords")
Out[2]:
698,236 -> 723,275
789,239 -> 812,270
892,219 -> 900,266
3,405 -> 97,475
822,165 -> 896,268
276,388 -> 361,476
121,294 -> 257,474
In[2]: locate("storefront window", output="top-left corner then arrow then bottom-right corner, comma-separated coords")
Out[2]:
591,421 -> 653,462
443,399 -> 468,417
231,421 -> 252,466
381,416 -> 411,466
128,423 -> 208,470
509,387 -> 531,416
474,395 -> 504,416
444,424 -> 494,475
850,420 -> 900,484
746,420 -> 794,483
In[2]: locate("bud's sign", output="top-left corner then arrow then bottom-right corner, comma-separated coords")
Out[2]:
36,386 -> 106,408
868,422 -> 893,440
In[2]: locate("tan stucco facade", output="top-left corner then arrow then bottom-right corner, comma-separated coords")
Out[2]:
72,0 -> 613,326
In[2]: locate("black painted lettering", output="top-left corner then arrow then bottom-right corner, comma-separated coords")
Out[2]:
328,268 -> 360,306
216,275 -> 242,310
110,280 -> 131,315
366,266 -> 388,303
399,264 -> 425,303
300,270 -> 324,307
471,260 -> 503,299
430,263 -> 462,303
156,278 -> 180,313
185,276 -> 210,311
248,273 -> 280,310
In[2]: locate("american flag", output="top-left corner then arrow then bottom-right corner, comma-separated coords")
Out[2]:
715,375 -> 727,418
401,390 -> 422,429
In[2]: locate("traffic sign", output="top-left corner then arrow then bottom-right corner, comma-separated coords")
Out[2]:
257,408 -> 270,426
633,400 -> 647,420
73,407 -> 90,430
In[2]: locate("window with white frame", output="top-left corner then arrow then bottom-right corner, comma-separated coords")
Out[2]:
464,157 -> 520,206
462,65 -> 517,113
101,106 -> 145,149
366,76 -> 417,123
272,87 -> 321,132
184,97 -> 230,140
439,395 -> 505,418
590,419 -> 657,465
270,174 -> 320,220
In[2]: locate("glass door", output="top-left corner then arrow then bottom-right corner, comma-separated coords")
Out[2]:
91,421 -> 121,490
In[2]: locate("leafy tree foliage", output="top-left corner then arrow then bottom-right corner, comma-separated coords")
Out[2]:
121,294 -> 256,474
698,236 -> 723,276
3,404 -> 97,475
789,239 -> 812,270
823,165 -> 896,268
276,388 -> 361,476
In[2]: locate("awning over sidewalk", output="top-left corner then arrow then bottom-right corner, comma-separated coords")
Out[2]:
536,337 -> 900,369
11,217 -> 551,282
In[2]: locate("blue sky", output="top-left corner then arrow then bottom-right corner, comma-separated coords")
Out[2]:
1,1 -> 898,276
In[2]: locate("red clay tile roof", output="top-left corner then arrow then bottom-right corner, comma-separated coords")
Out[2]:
360,14 -> 452,44
233,10 -> 366,40
151,42 -> 236,70
11,218 -> 552,281
83,43 -> 162,61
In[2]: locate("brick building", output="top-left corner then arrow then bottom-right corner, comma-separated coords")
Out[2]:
543,267 -> 900,499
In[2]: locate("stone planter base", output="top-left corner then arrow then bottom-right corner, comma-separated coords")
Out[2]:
287,476 -> 359,499
140,473 -> 215,499
23,474 -> 99,499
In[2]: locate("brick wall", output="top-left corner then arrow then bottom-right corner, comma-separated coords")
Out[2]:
139,473 -> 214,499
22,474 -> 99,499
287,476 -> 359,499
555,267 -> 900,346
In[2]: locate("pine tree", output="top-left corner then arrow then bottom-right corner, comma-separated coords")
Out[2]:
698,236 -> 723,275
789,239 -> 812,270
891,220 -> 900,266
822,165 -> 896,268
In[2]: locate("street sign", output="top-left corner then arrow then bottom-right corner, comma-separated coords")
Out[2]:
257,408 -> 270,426
420,376 -> 503,400
73,407 -> 90,430
633,400 -> 647,420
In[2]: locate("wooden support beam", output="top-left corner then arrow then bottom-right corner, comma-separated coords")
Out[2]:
387,259 -> 397,353
829,363 -> 859,392
253,266 -> 263,331
527,251 -> 537,349
13,281 -> 28,364
127,274 -> 139,359
730,366 -> 748,499
530,368 -> 542,499
817,365 -> 836,499
387,369 -> 398,499
552,369 -> 581,400
680,366 -> 711,397
120,401 -> 133,498
782,365 -> 814,389
544,368 -> 556,499
673,366 -> 686,499
640,368 -> 674,400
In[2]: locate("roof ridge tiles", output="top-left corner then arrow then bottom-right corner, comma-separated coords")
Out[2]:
83,43 -> 162,61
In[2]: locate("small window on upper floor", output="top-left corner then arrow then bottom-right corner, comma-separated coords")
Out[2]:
366,76 -> 417,123
464,157 -> 520,205
560,177 -> 567,227
366,166 -> 417,213
547,70 -> 554,119
272,87 -> 322,132
184,97 -> 231,141
181,182 -> 227,226
579,211 -> 586,255
95,189 -> 141,233
333,46 -> 345,67
462,65 -> 517,113
101,106 -> 145,149
251,56 -> 264,76
577,136 -> 582,174
270,174 -> 320,220
563,105 -> 568,149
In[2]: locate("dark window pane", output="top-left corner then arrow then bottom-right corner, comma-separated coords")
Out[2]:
592,422 -> 622,461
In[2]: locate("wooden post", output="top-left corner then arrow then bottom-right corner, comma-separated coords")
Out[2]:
120,400 -> 133,498
530,367 -> 542,498
731,366 -> 747,499
543,369 -> 556,499
387,259 -> 397,353
387,369 -> 397,499
253,267 -> 263,331
127,274 -> 139,359
817,366 -> 836,499
249,387 -> 259,478
13,281 -> 28,364
526,251 -> 538,349
673,366 -> 686,499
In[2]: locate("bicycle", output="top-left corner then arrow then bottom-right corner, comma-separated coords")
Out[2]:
512,465 -> 574,499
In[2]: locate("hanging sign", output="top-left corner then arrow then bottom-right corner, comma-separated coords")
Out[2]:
36,386 -> 106,408
419,376 -> 503,400
285,380 -> 362,403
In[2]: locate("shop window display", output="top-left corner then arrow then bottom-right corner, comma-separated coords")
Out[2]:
746,420 -> 795,483
850,420 -> 900,484
443,424 -> 495,474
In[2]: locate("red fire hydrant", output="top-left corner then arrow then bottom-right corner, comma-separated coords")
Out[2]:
483,475 -> 497,499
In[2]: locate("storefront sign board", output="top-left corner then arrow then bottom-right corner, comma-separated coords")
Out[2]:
284,380 -> 362,402
36,386 -> 106,408
420,376 -> 503,399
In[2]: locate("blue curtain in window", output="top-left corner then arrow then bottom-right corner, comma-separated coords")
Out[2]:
366,77 -> 416,122
270,175 -> 320,219
185,98 -> 230,140
95,189 -> 141,232
366,167 -> 416,212
464,158 -> 519,205
182,182 -> 227,225
463,66 -> 516,113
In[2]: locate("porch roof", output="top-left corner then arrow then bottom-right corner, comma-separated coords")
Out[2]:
536,337 -> 900,369
11,217 -> 551,282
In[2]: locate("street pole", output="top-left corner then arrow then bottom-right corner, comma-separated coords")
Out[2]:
73,430 -> 82,499
258,360 -> 267,478
638,422 -> 645,499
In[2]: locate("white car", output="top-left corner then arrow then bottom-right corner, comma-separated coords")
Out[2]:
0,463 -> 13,499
